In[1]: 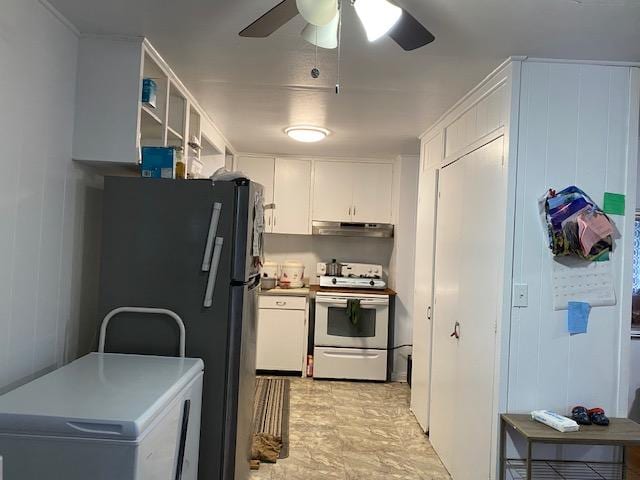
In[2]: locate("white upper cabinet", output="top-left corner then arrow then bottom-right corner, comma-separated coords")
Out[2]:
313,161 -> 393,224
273,158 -> 312,235
236,156 -> 312,234
352,163 -> 393,223
73,36 -> 227,169
312,161 -> 354,222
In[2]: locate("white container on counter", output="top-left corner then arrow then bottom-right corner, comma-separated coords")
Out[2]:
262,261 -> 279,279
278,261 -> 305,289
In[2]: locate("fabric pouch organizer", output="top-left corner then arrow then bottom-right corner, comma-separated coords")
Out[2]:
540,186 -> 614,260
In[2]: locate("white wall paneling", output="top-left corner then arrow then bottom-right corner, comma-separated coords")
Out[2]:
0,0 -> 102,393
388,155 -> 419,382
414,58 -> 640,479
509,62 -> 639,417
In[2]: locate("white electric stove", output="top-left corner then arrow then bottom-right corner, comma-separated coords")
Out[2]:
313,262 -> 389,381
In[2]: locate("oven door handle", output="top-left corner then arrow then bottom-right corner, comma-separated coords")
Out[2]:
316,299 -> 389,307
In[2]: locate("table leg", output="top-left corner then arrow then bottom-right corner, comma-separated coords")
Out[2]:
526,441 -> 532,480
499,419 -> 506,480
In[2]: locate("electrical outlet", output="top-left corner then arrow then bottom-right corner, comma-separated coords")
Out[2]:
513,284 -> 528,308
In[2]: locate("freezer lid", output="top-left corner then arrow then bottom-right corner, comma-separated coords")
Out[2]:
0,353 -> 203,441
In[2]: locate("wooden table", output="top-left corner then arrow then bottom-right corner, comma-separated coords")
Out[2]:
500,414 -> 640,479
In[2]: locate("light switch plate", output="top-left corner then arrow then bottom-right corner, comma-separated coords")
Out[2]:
513,284 -> 528,308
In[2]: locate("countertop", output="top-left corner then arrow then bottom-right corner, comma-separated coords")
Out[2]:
309,285 -> 397,296
259,285 -> 397,297
259,287 -> 310,297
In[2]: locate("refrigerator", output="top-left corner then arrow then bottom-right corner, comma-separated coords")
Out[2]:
0,353 -> 204,480
97,177 -> 262,480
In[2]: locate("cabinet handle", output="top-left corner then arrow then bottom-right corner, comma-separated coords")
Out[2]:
274,216 -> 277,227
268,216 -> 271,227
276,301 -> 287,306
348,207 -> 352,216
427,306 -> 432,321
353,206 -> 357,216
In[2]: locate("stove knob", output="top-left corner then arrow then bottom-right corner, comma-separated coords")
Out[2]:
369,280 -> 375,286
332,278 -> 337,285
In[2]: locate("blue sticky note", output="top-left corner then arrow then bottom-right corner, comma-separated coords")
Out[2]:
567,301 -> 591,335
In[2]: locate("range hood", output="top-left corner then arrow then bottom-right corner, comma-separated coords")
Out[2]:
312,221 -> 394,238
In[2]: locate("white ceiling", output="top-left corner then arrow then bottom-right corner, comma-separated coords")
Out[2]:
49,0 -> 640,157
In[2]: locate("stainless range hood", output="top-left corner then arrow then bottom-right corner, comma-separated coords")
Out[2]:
312,221 -> 394,238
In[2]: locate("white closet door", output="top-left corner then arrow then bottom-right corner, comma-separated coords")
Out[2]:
429,137 -> 505,480
429,157 -> 464,473
410,168 -> 439,432
273,158 -> 311,234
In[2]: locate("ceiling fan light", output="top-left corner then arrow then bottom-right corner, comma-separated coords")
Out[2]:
354,0 -> 402,42
301,13 -> 339,49
296,0 -> 338,26
285,126 -> 330,143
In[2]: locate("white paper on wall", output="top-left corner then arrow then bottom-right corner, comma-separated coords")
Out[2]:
552,257 -> 616,310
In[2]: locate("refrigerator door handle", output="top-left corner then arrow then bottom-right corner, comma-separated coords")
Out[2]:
202,202 -> 222,272
204,237 -> 224,308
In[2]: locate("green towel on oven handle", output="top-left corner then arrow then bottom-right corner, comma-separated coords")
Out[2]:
347,298 -> 361,326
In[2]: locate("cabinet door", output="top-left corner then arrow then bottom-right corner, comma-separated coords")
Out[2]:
236,156 -> 275,231
410,167 -> 438,433
273,158 -> 312,234
256,308 -> 306,371
312,161 -> 354,222
351,163 -> 393,223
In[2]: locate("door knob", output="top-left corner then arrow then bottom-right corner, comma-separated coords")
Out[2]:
450,321 -> 460,340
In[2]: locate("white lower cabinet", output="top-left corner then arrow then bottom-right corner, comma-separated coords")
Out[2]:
256,296 -> 307,372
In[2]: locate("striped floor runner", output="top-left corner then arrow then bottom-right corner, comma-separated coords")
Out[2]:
252,377 -> 290,459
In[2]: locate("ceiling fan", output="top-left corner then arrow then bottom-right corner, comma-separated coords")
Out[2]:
239,0 -> 435,51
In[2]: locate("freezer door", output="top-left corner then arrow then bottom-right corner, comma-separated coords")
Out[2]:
98,177 -> 236,480
223,277 -> 259,480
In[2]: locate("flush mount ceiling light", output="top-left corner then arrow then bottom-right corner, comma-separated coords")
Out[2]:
354,0 -> 402,42
285,126 -> 330,143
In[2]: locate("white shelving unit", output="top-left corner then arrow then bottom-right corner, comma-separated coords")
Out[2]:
72,36 -> 231,170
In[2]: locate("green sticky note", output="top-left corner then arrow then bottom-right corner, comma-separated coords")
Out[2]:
603,192 -> 625,215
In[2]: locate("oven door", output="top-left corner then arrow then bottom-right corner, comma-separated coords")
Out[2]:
314,293 -> 389,349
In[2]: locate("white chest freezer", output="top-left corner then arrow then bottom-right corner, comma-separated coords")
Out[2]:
0,352 -> 204,480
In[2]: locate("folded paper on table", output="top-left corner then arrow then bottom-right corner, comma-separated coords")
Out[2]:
552,258 -> 616,310
567,301 -> 590,335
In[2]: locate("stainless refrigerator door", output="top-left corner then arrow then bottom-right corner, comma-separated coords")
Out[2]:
224,277 -> 259,480
98,177 -> 239,480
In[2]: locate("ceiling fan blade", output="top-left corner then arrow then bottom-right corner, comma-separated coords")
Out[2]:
388,8 -> 435,51
239,0 -> 299,38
